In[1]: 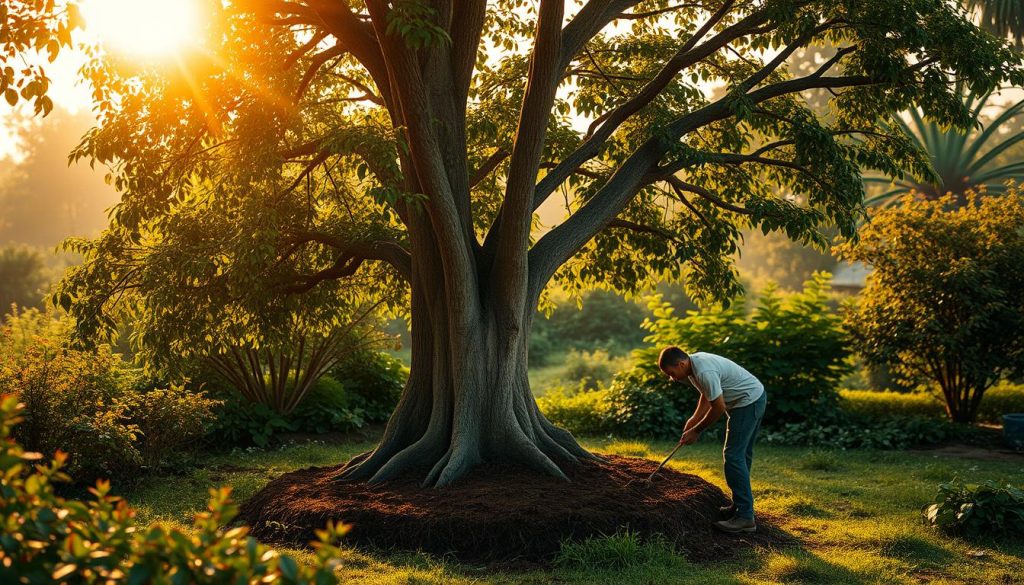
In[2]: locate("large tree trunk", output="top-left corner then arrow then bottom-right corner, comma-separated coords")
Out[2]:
338,298 -> 597,488
336,4 -> 602,488
338,223 -> 597,488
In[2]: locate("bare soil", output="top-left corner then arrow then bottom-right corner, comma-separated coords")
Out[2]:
239,454 -> 785,564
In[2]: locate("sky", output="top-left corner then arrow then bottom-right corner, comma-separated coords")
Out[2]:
0,0 -> 206,247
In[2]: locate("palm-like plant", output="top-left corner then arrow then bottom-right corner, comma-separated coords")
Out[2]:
968,0 -> 1024,48
864,91 -> 1024,208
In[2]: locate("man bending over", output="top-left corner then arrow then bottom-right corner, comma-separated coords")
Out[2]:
658,347 -> 767,533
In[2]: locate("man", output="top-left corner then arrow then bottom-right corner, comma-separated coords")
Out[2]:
658,346 -> 767,533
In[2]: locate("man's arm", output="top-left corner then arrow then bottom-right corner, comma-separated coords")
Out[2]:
692,395 -> 727,432
679,372 -> 727,444
683,394 -> 711,434
679,395 -> 726,444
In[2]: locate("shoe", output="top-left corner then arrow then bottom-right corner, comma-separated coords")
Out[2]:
719,503 -> 736,520
714,515 -> 756,533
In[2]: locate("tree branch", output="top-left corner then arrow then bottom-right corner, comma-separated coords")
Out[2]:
285,30 -> 328,68
528,71 -> 887,300
617,3 -> 704,20
665,175 -> 750,214
607,218 -> 685,245
469,149 -> 510,189
295,45 -> 345,100
535,1 -> 782,211
492,0 -> 565,300
281,234 -> 413,286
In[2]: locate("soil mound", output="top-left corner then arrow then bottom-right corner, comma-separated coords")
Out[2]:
239,454 -> 781,563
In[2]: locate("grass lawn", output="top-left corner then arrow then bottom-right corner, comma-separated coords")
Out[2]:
120,435 -> 1024,584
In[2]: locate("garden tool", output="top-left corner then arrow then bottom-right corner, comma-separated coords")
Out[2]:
627,442 -> 683,487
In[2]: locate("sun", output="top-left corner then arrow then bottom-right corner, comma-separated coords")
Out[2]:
80,0 -> 199,59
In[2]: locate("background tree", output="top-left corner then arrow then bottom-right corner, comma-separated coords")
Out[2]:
838,190 -> 1024,423
8,0 -> 1020,486
0,245 -> 51,313
0,109 -> 120,247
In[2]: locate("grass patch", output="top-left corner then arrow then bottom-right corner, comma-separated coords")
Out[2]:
797,449 -> 843,472
555,530 -> 677,570
601,440 -> 652,458
118,434 -> 1024,584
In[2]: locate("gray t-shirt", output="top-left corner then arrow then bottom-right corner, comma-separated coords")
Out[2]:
687,352 -> 764,410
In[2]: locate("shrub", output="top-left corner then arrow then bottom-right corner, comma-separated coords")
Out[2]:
760,414 -> 963,450
608,273 -> 851,437
207,394 -> 296,448
605,358 -> 692,438
537,386 -> 613,435
291,375 -> 366,434
329,350 -> 406,423
562,349 -> 618,391
923,479 -> 1024,538
121,385 -> 220,469
0,312 -> 218,481
840,390 -> 946,419
838,191 -> 1024,423
0,394 -> 348,583
208,376 -> 366,447
840,383 -> 1024,424
978,382 -> 1024,422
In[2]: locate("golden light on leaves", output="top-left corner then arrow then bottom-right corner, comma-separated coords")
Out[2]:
80,0 -> 199,59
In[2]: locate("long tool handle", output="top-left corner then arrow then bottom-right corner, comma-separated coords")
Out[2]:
647,443 -> 683,481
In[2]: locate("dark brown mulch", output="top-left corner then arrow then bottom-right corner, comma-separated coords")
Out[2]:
238,454 -> 785,564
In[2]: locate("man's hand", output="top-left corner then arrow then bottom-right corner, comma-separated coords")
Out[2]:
678,429 -> 700,445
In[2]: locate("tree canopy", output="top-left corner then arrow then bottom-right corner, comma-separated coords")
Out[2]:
41,0 -> 1021,330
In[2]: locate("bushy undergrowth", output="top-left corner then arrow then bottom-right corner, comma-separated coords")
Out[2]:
760,413 -> 960,450
208,376 -> 364,447
562,275 -> 848,439
562,349 -> 619,391
923,479 -> 1024,538
537,387 -> 613,436
0,312 -> 218,481
205,350 -> 406,447
0,395 -> 347,584
328,350 -> 406,423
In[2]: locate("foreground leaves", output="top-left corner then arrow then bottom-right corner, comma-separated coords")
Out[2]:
0,394 -> 349,584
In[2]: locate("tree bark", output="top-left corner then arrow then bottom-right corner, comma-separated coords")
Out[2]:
338,216 -> 597,487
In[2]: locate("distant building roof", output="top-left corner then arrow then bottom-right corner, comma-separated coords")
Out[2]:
831,261 -> 872,291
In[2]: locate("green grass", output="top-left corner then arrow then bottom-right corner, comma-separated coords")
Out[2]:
119,435 -> 1024,584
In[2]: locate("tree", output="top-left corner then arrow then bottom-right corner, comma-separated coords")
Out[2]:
9,1 -> 1022,486
863,90 -> 1024,207
0,245 -> 51,313
837,190 -> 1024,423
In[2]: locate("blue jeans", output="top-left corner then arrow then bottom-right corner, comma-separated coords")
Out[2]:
723,392 -> 767,520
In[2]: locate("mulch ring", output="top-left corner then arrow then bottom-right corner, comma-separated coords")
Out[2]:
238,454 -> 787,565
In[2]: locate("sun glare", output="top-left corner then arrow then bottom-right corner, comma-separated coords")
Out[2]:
80,0 -> 199,59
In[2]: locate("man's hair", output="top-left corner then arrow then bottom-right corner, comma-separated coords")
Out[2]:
658,346 -> 689,371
